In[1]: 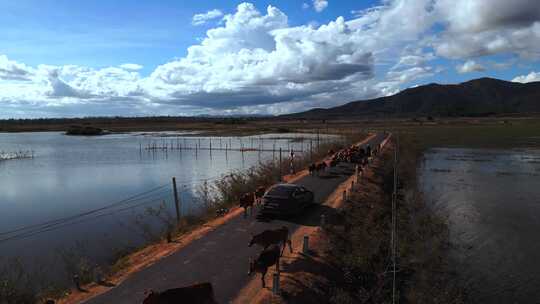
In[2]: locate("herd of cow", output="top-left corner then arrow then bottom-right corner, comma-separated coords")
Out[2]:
309,144 -> 376,176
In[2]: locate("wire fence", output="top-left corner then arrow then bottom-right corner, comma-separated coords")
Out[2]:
391,133 -> 399,303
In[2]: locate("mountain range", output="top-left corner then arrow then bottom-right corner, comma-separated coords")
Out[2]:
286,78 -> 540,118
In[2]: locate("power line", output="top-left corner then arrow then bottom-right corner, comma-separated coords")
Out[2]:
0,169 -> 244,244
0,194 -> 171,244
0,184 -> 169,237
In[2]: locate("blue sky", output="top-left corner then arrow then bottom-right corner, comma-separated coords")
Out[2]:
1,0 -> 539,118
1,0 -> 374,74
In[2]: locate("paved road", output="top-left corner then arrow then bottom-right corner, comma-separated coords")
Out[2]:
85,133 -> 386,304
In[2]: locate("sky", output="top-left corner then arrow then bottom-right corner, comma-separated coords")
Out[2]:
1,0 -> 540,118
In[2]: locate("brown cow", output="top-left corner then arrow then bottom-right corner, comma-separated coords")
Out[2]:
142,282 -> 216,304
308,163 -> 317,175
239,192 -> 255,217
248,245 -> 281,288
248,226 -> 292,256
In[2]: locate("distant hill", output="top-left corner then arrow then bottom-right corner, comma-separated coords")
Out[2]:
285,78 -> 540,118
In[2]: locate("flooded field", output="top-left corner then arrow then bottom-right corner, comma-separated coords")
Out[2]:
421,148 -> 540,303
0,131 -> 337,279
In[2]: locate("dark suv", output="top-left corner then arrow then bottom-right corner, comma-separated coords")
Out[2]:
260,183 -> 314,216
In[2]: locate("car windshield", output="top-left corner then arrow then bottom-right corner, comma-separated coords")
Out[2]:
266,186 -> 295,197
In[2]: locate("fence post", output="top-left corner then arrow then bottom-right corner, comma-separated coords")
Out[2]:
272,273 -> 280,295
310,139 -> 313,162
172,177 -> 181,225
302,235 -> 309,254
279,148 -> 282,181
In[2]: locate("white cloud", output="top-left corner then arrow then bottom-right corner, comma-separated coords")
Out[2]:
433,0 -> 540,59
312,0 -> 328,13
192,9 -> 223,26
456,60 -> 486,73
146,3 -> 378,109
0,55 -> 33,81
387,66 -> 434,84
2,0 -> 540,117
119,63 -> 143,71
302,3 -> 310,10
512,71 -> 540,83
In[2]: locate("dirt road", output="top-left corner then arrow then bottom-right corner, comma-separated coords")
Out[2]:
83,133 -> 386,304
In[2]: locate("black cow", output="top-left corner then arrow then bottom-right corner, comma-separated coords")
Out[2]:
248,245 -> 281,288
248,226 -> 292,256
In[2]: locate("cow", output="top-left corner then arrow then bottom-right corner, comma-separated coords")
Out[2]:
329,156 -> 339,167
142,282 -> 217,304
254,186 -> 266,205
316,161 -> 327,174
248,245 -> 281,288
308,163 -> 317,175
248,226 -> 292,256
239,192 -> 255,217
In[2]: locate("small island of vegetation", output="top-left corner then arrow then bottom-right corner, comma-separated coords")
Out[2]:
65,125 -> 108,136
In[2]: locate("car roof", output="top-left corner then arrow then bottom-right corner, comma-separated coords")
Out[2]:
271,183 -> 301,189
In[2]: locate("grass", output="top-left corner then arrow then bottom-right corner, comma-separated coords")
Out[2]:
323,136 -> 465,303
379,118 -> 540,149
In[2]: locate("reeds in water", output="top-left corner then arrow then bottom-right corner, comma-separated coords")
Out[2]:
0,150 -> 35,161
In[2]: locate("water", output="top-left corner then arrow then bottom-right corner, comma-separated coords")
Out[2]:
421,148 -> 540,303
0,131 -> 336,278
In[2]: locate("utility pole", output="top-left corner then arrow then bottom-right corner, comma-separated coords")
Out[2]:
172,177 -> 181,225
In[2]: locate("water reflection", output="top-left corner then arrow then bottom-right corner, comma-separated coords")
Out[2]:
0,131 -> 337,275
421,148 -> 540,303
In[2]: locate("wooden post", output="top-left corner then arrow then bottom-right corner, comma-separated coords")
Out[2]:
302,235 -> 309,254
172,177 -> 181,225
279,148 -> 282,181
272,273 -> 280,295
310,140 -> 313,162
317,129 -> 320,149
